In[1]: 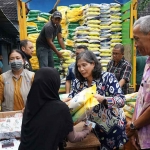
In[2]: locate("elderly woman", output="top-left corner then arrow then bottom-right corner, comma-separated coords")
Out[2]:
65,50 -> 128,150
0,49 -> 34,111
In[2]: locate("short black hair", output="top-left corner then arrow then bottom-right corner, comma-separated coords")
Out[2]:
75,50 -> 102,82
76,45 -> 88,51
8,49 -> 25,60
20,40 -> 30,50
114,44 -> 124,54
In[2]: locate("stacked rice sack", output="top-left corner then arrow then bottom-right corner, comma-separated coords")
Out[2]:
99,4 -> 112,71
27,33 -> 39,70
27,10 -> 50,34
67,4 -> 83,23
123,92 -> 137,119
67,84 -> 99,124
67,22 -> 80,51
58,49 -> 75,93
66,4 -> 83,51
66,22 -> 81,52
83,4 -> 101,61
57,6 -> 69,39
27,10 -> 50,70
110,3 -> 122,47
26,10 -> 41,34
74,26 -> 89,48
59,49 -> 75,77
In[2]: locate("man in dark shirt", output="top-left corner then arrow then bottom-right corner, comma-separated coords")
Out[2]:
20,40 -> 34,71
107,44 -> 132,94
36,11 -> 65,68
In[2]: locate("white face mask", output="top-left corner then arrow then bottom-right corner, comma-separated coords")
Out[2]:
10,60 -> 24,71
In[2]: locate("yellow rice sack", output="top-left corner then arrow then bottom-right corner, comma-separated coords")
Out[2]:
72,97 -> 98,124
68,84 -> 97,115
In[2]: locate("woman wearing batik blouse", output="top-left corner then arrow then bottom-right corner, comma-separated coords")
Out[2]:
64,50 -> 128,150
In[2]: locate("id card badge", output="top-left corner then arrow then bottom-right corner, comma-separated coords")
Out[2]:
85,120 -> 96,128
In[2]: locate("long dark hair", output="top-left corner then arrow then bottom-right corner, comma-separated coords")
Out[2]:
75,50 -> 102,82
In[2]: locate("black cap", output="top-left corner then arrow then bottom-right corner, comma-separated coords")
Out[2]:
53,11 -> 62,19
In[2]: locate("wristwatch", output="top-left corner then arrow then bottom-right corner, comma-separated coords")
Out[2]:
130,122 -> 137,130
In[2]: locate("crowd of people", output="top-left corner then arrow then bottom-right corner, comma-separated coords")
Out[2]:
0,11 -> 150,150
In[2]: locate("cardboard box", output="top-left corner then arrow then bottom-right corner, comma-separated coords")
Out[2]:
0,111 -> 22,140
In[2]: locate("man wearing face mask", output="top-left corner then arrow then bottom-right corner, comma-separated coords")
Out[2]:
0,50 -> 34,111
0,55 -> 3,74
36,11 -> 65,68
20,40 -> 34,71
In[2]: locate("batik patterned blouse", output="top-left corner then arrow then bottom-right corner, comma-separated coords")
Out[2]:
68,71 -> 128,149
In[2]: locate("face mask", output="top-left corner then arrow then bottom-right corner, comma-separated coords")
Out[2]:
10,60 -> 24,71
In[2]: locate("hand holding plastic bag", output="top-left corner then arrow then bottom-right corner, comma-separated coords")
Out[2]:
67,84 -> 99,124
68,84 -> 97,115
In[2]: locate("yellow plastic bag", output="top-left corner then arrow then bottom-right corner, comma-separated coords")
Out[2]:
72,98 -> 98,124
68,84 -> 97,115
69,84 -> 99,124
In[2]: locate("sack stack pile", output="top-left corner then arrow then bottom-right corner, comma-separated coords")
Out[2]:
123,92 -> 137,119
99,4 -> 112,71
74,26 -> 89,48
25,3 -> 123,72
59,50 -> 75,93
83,4 -> 101,61
110,3 -> 122,47
27,33 -> 39,70
66,4 -> 83,51
57,6 -> 69,39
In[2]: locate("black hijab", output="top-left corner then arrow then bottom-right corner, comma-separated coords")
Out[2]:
23,67 -> 60,124
19,67 -> 73,150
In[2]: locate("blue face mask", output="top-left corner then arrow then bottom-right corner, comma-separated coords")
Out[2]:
10,60 -> 24,71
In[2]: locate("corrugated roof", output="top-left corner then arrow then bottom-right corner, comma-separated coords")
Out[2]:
0,9 -> 18,38
0,0 -> 18,21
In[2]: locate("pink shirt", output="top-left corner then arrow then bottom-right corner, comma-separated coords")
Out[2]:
135,56 -> 150,149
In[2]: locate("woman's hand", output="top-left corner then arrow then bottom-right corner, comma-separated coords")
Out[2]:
94,94 -> 105,103
83,124 -> 92,133
62,97 -> 71,103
